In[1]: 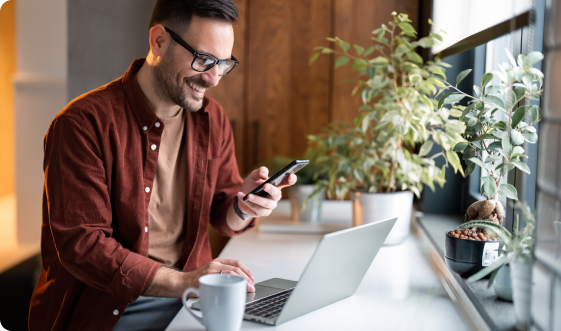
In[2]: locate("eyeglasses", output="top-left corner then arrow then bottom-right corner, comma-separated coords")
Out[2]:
164,27 -> 239,76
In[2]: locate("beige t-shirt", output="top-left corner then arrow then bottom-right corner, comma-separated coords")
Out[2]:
147,109 -> 187,267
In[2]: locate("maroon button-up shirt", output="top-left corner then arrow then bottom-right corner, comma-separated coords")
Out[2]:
29,59 -> 255,331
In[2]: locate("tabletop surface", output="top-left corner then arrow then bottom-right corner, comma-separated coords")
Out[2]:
166,201 -> 469,331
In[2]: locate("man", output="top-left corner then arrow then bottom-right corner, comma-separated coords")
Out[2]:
28,1 -> 296,330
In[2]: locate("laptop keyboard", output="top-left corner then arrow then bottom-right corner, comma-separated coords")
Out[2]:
245,288 -> 294,319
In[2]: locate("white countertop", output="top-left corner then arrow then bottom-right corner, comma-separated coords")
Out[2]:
166,201 -> 469,331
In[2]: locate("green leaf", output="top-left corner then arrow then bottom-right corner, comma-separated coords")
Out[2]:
504,89 -> 517,110
511,161 -> 531,174
502,138 -> 512,157
456,69 -> 472,86
484,175 -> 497,199
445,94 -> 466,105
482,72 -> 494,88
419,140 -> 434,157
488,141 -> 502,153
469,157 -> 491,173
352,59 -> 367,71
438,92 -> 453,109
472,133 -> 496,141
466,255 -> 509,284
466,162 -> 476,175
338,40 -> 350,52
511,106 -> 527,129
527,51 -> 544,65
485,95 -> 505,110
363,45 -> 376,56
406,52 -> 423,65
453,142 -> 468,152
511,130 -> 525,145
499,183 -> 518,200
309,53 -> 320,65
447,150 -> 465,176
417,37 -> 434,48
335,56 -> 349,67
397,22 -> 417,36
353,44 -> 365,55
529,105 -> 540,123
523,130 -> 538,143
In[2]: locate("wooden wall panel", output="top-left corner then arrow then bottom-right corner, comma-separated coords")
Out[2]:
245,0 -> 332,172
0,0 -> 15,197
331,0 -> 420,124
206,0 -> 247,172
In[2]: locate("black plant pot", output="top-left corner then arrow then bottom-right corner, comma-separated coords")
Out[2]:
444,232 -> 501,278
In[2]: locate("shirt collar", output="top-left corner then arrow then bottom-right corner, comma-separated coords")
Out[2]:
122,58 -> 210,133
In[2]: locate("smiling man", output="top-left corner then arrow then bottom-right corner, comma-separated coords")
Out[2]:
28,1 -> 296,330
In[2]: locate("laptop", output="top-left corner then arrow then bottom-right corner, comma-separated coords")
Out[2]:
191,217 -> 397,325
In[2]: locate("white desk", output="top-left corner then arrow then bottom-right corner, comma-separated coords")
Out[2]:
166,201 -> 469,331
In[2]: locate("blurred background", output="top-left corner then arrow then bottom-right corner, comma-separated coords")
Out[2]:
1,0 -> 560,330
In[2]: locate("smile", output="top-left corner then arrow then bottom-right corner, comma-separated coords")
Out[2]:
187,80 -> 206,95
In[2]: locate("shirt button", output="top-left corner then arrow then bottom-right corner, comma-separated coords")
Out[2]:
145,187 -> 150,193
113,309 -> 119,316
151,144 -> 157,150
154,122 -> 161,128
145,227 -> 148,233
142,126 -> 148,131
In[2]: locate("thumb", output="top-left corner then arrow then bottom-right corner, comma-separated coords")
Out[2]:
251,166 -> 269,181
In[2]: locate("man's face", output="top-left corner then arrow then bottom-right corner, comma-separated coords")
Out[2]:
152,16 -> 234,112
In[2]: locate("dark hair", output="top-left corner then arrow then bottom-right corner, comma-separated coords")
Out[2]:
149,0 -> 239,33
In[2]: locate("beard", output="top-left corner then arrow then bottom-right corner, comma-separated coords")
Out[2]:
152,46 -> 210,112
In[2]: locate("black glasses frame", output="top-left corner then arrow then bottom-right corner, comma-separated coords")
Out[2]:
164,27 -> 239,76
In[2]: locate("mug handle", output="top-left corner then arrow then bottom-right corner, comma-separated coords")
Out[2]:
182,287 -> 204,325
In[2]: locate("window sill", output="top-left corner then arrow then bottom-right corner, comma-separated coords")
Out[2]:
414,214 -> 516,331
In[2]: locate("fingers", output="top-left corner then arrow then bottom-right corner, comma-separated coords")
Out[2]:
277,174 -> 297,189
250,167 -> 269,181
237,192 -> 277,217
213,259 -> 255,292
215,258 -> 254,281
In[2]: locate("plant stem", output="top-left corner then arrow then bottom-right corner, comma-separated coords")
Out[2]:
386,161 -> 397,193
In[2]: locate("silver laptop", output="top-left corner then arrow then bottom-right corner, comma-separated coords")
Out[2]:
192,217 -> 397,325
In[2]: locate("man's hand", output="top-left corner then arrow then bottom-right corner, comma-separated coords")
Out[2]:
143,258 -> 256,298
236,166 -> 297,218
188,258 -> 255,292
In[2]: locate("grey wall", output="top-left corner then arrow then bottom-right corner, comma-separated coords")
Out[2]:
68,0 -> 157,101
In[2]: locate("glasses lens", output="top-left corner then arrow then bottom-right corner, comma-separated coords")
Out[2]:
218,61 -> 236,75
192,54 -> 216,71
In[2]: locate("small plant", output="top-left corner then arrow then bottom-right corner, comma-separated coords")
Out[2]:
458,201 -> 535,287
441,50 -> 543,227
307,12 -> 465,200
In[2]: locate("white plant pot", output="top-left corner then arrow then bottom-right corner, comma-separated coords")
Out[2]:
287,185 -> 325,222
511,261 -> 533,331
493,264 -> 513,301
351,191 -> 413,245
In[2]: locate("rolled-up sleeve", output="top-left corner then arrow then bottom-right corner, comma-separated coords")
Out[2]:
44,116 -> 160,304
209,113 -> 257,237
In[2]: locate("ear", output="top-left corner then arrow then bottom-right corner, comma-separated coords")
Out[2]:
148,24 -> 169,57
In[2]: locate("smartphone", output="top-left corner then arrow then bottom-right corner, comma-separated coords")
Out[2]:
243,159 -> 309,202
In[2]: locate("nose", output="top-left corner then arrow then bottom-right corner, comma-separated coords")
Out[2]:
201,65 -> 221,88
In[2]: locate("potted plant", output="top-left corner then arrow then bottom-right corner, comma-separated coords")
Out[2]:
441,50 -> 543,231
307,12 -> 465,244
456,202 -> 536,331
440,49 -> 543,331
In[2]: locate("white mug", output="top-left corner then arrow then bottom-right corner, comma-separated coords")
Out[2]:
182,274 -> 246,331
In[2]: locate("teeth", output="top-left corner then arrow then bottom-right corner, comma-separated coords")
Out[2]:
187,81 -> 205,93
